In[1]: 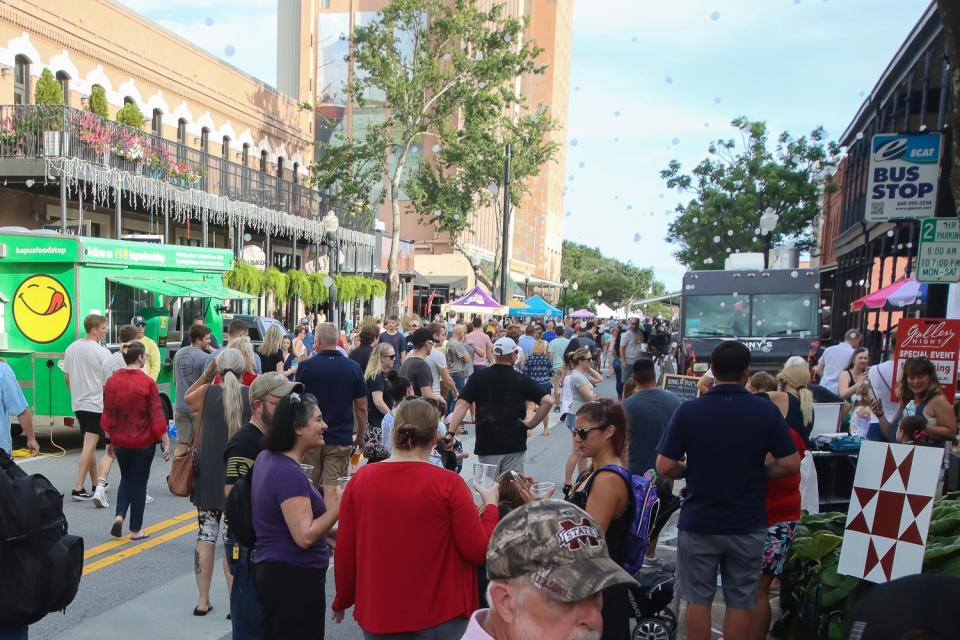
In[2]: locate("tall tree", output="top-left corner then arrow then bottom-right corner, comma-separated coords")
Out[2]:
310,0 -> 543,314
937,0 -> 960,208
559,241 -> 664,311
661,117 -> 839,270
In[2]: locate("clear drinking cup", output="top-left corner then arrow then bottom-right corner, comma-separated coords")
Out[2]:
473,463 -> 498,490
530,482 -> 555,499
300,464 -> 314,478
337,476 -> 350,491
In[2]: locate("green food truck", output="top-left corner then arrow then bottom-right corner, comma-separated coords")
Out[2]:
0,229 -> 256,430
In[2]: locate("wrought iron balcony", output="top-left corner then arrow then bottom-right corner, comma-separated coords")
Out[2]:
0,104 -> 358,229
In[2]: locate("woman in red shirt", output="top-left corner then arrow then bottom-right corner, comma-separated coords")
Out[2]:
332,397 -> 500,637
101,341 -> 169,541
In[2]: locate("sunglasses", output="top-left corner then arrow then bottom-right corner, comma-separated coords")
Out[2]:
572,425 -> 607,440
383,353 -> 396,359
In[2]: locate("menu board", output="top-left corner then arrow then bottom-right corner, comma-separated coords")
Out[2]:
662,374 -> 700,403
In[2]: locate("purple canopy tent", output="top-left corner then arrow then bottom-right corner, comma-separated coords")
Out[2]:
570,309 -> 595,319
441,285 -> 509,315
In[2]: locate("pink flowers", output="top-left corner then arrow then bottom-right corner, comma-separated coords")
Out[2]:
77,111 -> 111,155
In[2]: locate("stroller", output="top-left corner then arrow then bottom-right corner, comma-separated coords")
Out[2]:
626,486 -> 683,640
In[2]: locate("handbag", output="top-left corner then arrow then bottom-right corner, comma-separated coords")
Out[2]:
167,412 -> 202,497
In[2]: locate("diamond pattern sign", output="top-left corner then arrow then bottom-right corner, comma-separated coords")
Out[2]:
838,442 -> 943,584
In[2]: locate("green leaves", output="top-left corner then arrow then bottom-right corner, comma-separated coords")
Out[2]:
559,241 -> 664,310
662,116 -> 841,270
34,69 -> 63,106
115,102 -> 145,131
88,86 -> 109,118
224,261 -> 383,308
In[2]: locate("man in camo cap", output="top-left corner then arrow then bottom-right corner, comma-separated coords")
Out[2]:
461,499 -> 637,640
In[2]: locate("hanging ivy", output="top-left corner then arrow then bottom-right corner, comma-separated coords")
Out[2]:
287,269 -> 310,302
307,273 -> 329,306
263,267 -> 289,303
332,275 -> 386,302
224,260 -> 263,295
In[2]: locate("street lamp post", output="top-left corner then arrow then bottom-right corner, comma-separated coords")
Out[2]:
323,211 -> 340,329
523,271 -> 531,299
759,208 -> 779,269
561,280 -> 569,320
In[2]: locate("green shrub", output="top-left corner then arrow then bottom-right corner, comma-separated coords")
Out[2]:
34,69 -> 63,105
115,102 -> 145,130
88,86 -> 109,118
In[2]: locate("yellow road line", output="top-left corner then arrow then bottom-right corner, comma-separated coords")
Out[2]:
82,522 -> 196,576
84,510 -> 195,560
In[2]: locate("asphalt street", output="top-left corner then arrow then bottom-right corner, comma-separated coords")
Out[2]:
16,374 -> 641,640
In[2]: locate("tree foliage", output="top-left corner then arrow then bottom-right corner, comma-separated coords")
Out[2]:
559,241 -> 664,311
88,86 -> 109,118
310,0 -> 545,314
34,69 -> 63,105
661,116 -> 840,270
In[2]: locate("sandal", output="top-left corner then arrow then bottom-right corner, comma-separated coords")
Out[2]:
193,605 -> 213,616
130,533 -> 150,541
110,520 -> 122,538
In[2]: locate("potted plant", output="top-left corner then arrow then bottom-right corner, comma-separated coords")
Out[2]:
112,128 -> 144,167
114,102 -> 145,131
87,85 -> 108,118
76,111 -> 111,162
34,68 -> 66,156
0,116 -> 19,150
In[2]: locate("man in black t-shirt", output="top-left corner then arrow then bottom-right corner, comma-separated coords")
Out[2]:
348,324 -> 379,373
223,373 -> 301,637
448,337 -> 553,474
399,328 -> 445,412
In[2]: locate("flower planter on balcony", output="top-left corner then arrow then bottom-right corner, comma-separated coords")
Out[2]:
42,131 -> 69,157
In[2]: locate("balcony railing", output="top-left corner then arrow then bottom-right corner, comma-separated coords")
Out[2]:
0,104 -> 335,226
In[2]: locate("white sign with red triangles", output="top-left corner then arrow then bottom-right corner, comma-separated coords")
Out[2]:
837,441 -> 943,584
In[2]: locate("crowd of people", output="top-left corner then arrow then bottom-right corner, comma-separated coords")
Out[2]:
3,308 -> 959,640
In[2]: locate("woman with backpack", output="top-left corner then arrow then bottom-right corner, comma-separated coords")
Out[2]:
184,348 -> 251,617
101,341 -> 169,541
566,398 -> 632,640
363,343 -> 398,463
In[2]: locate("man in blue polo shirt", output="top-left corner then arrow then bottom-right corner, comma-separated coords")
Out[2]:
656,341 -> 799,640
296,322 -> 367,501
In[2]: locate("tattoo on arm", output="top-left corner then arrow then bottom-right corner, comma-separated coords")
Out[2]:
194,549 -> 201,575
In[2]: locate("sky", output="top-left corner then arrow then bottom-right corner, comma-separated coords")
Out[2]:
118,0 -> 933,291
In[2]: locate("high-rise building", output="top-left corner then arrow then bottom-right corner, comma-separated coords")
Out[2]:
278,0 -> 573,312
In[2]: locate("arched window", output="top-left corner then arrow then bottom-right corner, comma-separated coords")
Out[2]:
55,71 -> 70,106
13,55 -> 30,105
151,109 -> 162,137
242,143 -> 250,166
260,150 -> 268,173
177,119 -> 187,145
123,96 -> 135,106
277,156 -> 284,180
222,136 -> 230,161
200,127 -> 209,154
292,162 -> 299,185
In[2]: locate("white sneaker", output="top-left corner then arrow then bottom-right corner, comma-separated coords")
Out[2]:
92,485 -> 109,509
145,493 -> 155,504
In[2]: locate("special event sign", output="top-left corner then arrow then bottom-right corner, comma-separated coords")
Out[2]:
838,441 -> 943,583
890,318 -> 960,402
864,133 -> 942,222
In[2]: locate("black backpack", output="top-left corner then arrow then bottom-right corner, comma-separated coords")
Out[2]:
0,450 -> 84,627
224,464 -> 256,549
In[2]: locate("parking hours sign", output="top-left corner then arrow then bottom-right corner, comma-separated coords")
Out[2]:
917,219 -> 960,283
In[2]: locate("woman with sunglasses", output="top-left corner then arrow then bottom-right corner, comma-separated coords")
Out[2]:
252,392 -> 339,639
566,398 -> 632,639
362,343 -> 398,463
563,347 -> 603,495
869,357 -> 957,444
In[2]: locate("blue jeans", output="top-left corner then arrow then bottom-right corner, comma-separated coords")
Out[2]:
114,443 -> 156,531
0,627 -> 27,640
447,372 -> 466,415
225,534 -> 262,639
612,357 -> 623,398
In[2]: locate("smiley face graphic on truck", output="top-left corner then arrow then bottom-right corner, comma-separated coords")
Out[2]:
12,275 -> 72,344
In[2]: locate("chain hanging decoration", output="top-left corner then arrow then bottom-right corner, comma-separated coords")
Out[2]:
42,157 -> 376,246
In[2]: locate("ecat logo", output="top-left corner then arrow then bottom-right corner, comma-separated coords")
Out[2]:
555,518 -> 602,551
13,275 -> 72,343
873,137 -> 907,162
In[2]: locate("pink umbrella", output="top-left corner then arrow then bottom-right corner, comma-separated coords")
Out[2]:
570,309 -> 595,318
850,276 -> 927,311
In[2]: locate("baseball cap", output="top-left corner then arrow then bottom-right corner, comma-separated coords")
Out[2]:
249,372 -> 303,403
486,499 -> 637,602
493,336 -> 518,356
131,315 -> 146,328
410,328 -> 435,346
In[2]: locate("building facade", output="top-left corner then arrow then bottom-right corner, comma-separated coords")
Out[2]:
0,0 -> 383,325
279,0 -> 573,316
815,2 -> 954,359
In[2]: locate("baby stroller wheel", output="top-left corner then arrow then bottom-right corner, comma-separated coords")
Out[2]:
633,617 -> 671,640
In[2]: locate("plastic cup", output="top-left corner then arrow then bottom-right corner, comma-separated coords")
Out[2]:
337,476 -> 350,491
300,464 -> 314,478
530,482 -> 555,499
350,450 -> 363,467
473,463 -> 498,490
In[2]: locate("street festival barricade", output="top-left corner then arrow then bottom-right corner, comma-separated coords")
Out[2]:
776,440 -> 958,639
660,374 -> 699,403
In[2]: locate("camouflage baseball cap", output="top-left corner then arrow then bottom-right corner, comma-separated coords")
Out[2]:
486,499 -> 638,602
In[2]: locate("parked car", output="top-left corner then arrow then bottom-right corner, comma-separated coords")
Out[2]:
222,314 -> 288,352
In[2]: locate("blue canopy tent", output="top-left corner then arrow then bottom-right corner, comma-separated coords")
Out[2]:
509,294 -> 563,318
